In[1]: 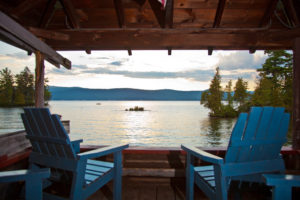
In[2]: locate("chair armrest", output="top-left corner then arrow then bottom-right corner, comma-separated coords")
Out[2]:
263,174 -> 300,187
71,139 -> 83,153
77,144 -> 129,160
0,168 -> 50,183
181,144 -> 223,165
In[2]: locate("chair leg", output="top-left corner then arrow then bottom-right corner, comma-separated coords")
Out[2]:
186,153 -> 195,200
114,151 -> 122,200
272,186 -> 291,200
214,165 -> 228,200
25,177 -> 43,200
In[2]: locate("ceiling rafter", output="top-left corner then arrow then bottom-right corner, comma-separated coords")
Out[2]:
213,0 -> 226,28
58,0 -> 80,29
11,0 -> 43,19
39,0 -> 57,28
148,0 -> 174,28
113,0 -> 125,28
282,0 -> 300,27
259,0 -> 279,27
148,0 -> 165,28
165,0 -> 174,28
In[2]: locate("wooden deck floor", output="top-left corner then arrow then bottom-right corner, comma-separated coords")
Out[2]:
87,177 -> 289,200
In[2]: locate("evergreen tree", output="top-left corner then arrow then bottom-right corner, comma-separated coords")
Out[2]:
223,80 -> 237,117
254,50 -> 292,111
233,78 -> 249,111
251,76 -> 273,106
44,78 -> 51,105
200,67 -> 223,117
15,67 -> 34,105
225,80 -> 233,106
0,68 -> 14,106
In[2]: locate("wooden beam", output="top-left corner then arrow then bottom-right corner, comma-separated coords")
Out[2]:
168,48 -> 172,55
0,29 -> 35,54
0,11 -> 71,69
208,47 -> 213,55
213,0 -> 226,28
29,27 -> 70,41
293,38 -> 300,149
11,0 -> 42,18
259,0 -> 279,27
128,49 -> 132,56
35,51 -> 45,108
282,0 -> 300,27
113,0 -> 125,28
249,48 -> 256,54
39,0 -> 57,28
41,28 -> 300,51
148,0 -> 165,28
165,0 -> 174,28
58,0 -> 80,29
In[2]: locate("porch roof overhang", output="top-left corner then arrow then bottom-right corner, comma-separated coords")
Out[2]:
0,0 -> 298,52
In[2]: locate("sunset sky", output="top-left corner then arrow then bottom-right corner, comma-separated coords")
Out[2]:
0,41 -> 268,91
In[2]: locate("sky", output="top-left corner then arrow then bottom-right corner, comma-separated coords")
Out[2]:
0,41 -> 268,91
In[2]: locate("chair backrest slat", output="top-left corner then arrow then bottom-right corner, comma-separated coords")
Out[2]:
22,108 -> 76,160
27,108 -> 60,158
247,107 -> 275,161
225,107 -> 290,164
236,107 -> 263,163
225,113 -> 248,163
51,114 -> 76,158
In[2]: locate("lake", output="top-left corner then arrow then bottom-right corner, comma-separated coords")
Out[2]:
0,101 -> 239,147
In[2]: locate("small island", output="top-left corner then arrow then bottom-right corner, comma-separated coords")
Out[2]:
125,106 -> 144,111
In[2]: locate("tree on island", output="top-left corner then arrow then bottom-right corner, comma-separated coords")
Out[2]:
0,67 -> 51,107
0,68 -> 14,106
233,78 -> 250,112
201,67 -> 223,117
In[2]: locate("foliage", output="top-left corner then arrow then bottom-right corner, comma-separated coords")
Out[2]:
200,67 -> 224,117
233,78 -> 250,112
0,68 -> 14,106
44,78 -> 51,105
15,67 -> 34,105
0,67 -> 51,107
201,50 -> 292,118
253,50 -> 293,112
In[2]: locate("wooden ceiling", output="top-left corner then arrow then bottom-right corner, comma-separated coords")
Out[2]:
0,0 -> 300,52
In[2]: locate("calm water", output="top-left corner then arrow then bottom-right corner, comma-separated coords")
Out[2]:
0,101 -> 237,147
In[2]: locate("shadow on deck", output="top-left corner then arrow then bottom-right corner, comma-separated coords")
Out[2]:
89,176 -> 300,200
1,144 -> 300,199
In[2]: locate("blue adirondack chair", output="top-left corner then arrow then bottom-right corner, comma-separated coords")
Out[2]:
21,108 -> 129,200
181,107 -> 290,200
263,174 -> 300,200
0,168 -> 50,200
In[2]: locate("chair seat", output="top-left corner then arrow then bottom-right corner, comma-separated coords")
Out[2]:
195,165 -> 216,188
85,159 -> 114,185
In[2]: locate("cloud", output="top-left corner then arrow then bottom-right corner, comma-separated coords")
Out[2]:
5,52 -> 31,60
216,51 -> 267,70
109,61 -> 123,66
73,64 -> 88,69
80,67 -> 215,81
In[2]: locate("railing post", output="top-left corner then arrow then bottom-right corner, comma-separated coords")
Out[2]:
35,51 -> 45,108
293,38 -> 300,149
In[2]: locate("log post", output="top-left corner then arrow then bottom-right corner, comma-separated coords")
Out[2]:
293,38 -> 300,149
35,51 -> 45,108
